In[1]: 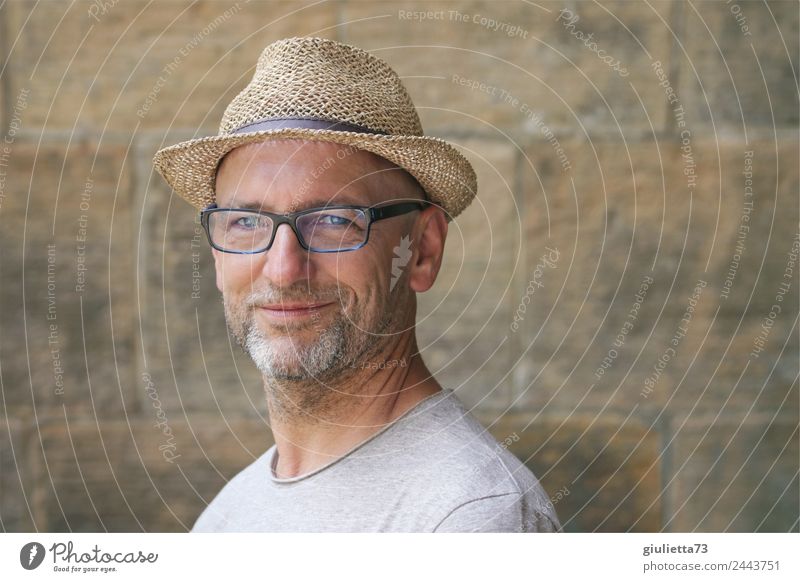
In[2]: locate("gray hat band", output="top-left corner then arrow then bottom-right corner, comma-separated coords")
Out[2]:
231,117 -> 387,136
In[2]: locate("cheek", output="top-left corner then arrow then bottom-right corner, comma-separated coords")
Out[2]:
216,256 -> 266,293
322,252 -> 386,297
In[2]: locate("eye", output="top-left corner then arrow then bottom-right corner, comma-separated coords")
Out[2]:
318,214 -> 353,226
232,215 -> 262,229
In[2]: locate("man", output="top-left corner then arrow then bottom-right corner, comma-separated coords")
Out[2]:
153,36 -> 560,532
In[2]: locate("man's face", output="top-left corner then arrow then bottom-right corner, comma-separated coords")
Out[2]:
212,139 -> 424,382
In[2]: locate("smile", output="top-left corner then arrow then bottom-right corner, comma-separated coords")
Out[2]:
256,302 -> 334,320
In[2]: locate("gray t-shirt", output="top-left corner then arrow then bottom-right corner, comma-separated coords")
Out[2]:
191,388 -> 561,532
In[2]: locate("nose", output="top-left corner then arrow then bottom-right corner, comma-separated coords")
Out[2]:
258,222 -> 314,287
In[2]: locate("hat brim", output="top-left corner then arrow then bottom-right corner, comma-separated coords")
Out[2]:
152,128 -> 477,223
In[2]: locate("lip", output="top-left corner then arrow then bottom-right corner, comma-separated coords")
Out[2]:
256,302 -> 334,319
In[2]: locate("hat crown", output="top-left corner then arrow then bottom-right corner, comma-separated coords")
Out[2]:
219,37 -> 423,137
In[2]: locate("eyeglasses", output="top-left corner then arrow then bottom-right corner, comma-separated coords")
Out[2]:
199,200 -> 428,254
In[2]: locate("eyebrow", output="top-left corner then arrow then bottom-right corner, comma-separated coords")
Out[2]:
229,196 -> 369,212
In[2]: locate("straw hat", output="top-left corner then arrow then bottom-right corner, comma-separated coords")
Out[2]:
152,36 -> 477,222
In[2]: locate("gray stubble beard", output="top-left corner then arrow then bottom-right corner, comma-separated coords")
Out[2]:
223,285 -> 403,424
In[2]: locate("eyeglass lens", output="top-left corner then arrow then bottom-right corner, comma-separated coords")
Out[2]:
206,208 -> 369,252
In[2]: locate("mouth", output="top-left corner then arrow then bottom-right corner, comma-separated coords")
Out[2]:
256,302 -> 335,320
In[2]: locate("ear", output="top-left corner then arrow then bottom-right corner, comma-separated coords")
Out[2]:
407,206 -> 447,293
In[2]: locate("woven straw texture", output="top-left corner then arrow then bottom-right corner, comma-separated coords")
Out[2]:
152,37 -> 477,221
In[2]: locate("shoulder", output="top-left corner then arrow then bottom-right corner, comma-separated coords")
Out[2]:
190,448 -> 273,532
434,493 -> 562,532
397,391 -> 561,531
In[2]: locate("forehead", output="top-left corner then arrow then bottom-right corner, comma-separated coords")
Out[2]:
215,139 -> 404,209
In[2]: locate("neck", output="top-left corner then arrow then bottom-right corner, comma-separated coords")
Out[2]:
264,332 -> 442,478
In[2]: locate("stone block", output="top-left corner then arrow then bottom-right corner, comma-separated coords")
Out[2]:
6,1 -> 337,131
481,413 -> 663,531
668,417 -> 798,531
0,419 -> 37,531
342,0 -> 676,137
34,416 -> 271,531
677,1 -> 799,130
0,136 -> 136,417
514,136 -> 798,414
417,138 -> 519,411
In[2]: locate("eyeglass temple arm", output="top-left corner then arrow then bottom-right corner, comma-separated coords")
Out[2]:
370,201 -> 429,222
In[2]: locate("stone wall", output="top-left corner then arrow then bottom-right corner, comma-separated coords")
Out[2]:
0,0 -> 797,532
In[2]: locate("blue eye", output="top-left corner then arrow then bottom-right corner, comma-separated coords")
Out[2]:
234,216 -> 259,229
319,214 -> 352,226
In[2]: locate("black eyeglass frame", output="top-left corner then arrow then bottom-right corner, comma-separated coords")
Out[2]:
199,200 -> 430,254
